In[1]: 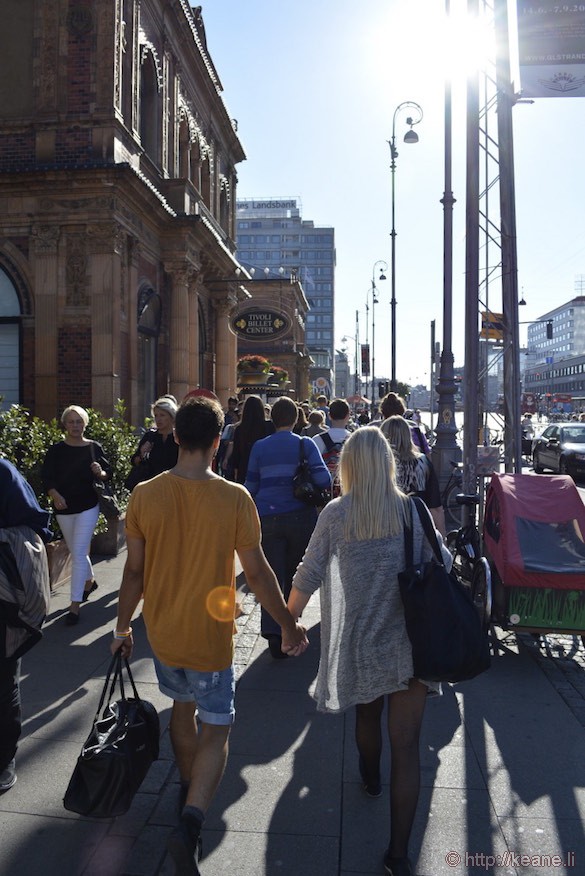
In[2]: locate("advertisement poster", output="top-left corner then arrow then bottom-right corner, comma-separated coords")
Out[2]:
517,0 -> 585,97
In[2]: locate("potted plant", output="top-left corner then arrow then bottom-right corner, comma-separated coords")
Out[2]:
237,354 -> 272,385
270,366 -> 289,385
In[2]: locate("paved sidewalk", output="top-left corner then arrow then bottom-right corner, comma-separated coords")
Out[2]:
1,547 -> 584,875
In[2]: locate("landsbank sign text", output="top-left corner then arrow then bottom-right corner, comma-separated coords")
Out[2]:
232,309 -> 290,339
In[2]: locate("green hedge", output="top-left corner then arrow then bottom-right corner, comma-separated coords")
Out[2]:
0,401 -> 139,536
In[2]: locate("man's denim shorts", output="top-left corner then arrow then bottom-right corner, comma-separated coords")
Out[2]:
153,657 -> 236,726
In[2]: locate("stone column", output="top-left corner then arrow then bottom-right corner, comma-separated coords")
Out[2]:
167,263 -> 192,401
87,223 -> 123,414
214,294 -> 238,406
32,225 -> 60,420
188,274 -> 200,391
127,238 -> 140,425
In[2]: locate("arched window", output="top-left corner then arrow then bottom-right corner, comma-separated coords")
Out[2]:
137,288 -> 161,421
0,267 -> 21,409
140,50 -> 160,165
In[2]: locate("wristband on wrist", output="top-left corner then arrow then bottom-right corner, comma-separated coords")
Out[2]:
113,627 -> 133,639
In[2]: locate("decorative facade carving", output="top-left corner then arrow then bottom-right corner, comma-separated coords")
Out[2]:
66,235 -> 89,306
31,225 -> 60,254
139,34 -> 163,91
66,5 -> 94,35
38,196 -> 116,213
86,222 -> 125,255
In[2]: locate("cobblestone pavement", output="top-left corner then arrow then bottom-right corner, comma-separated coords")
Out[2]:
513,630 -> 585,728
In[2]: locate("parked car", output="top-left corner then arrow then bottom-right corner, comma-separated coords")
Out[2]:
532,423 -> 585,478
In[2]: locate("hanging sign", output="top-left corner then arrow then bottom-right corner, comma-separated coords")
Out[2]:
231,309 -> 290,339
361,344 -> 370,376
517,0 -> 585,98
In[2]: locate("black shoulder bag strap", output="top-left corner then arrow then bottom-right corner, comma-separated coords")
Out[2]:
298,437 -> 306,466
402,498 -> 415,568
411,495 -> 444,565
321,432 -> 334,452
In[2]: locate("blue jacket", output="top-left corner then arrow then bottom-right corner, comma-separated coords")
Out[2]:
245,431 -> 331,517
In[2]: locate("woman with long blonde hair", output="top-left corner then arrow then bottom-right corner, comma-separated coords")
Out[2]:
288,427 -> 451,876
380,415 -> 446,536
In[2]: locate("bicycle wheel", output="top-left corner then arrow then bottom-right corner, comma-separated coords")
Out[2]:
443,483 -> 463,532
470,558 -> 492,631
447,531 -> 474,588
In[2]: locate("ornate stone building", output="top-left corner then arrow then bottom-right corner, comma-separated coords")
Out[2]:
0,1 -> 249,422
232,274 -> 313,400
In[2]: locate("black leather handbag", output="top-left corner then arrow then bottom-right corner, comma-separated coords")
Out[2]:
398,497 -> 491,683
292,438 -> 331,507
89,443 -> 120,519
63,652 -> 160,817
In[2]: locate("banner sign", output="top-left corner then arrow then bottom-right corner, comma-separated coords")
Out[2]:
480,312 -> 504,341
231,309 -> 290,339
517,0 -> 585,98
360,344 -> 370,376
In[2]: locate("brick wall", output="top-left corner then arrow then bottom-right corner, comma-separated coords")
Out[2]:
58,326 -> 92,409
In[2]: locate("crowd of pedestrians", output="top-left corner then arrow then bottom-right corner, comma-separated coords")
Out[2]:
1,388 -> 448,876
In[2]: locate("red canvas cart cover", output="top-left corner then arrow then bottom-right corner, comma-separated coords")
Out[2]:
483,473 -> 585,591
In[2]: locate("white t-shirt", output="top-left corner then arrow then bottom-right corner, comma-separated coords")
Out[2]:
313,428 -> 351,457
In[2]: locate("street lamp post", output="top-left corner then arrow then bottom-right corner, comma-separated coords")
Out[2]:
389,101 -> 423,392
431,0 -> 462,521
371,260 -> 387,411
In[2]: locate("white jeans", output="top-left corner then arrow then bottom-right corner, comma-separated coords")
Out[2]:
57,506 -> 99,603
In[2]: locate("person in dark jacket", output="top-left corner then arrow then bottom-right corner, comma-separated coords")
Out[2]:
0,458 -> 52,792
229,395 -> 275,484
128,397 -> 179,486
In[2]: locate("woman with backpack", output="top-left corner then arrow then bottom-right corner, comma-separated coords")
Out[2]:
380,416 -> 446,536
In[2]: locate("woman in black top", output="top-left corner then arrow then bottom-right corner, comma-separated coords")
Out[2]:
42,405 -> 112,624
127,397 -> 179,487
230,395 -> 275,484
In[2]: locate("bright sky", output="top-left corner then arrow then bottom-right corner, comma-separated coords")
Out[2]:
202,0 -> 585,388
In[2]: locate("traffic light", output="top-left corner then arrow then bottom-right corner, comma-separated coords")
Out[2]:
378,381 -> 385,398
546,320 -> 553,339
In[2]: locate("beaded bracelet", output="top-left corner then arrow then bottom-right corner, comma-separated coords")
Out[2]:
113,627 -> 133,639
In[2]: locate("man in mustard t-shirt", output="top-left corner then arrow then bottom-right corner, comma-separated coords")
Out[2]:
111,397 -> 308,875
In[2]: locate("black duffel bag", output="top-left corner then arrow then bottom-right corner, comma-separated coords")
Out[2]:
64,652 -> 159,818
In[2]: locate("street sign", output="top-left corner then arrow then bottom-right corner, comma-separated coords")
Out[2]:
480,311 -> 504,341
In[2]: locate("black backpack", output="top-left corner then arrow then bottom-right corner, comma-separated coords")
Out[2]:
0,525 -> 51,659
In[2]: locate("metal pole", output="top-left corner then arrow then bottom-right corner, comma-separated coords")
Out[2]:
354,310 -> 359,396
462,0 -> 481,497
388,103 -> 423,393
431,0 -> 462,521
494,0 -> 521,472
430,319 -> 435,431
390,130 -> 397,392
371,280 -> 376,410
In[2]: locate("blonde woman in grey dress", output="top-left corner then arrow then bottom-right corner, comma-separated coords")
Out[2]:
288,427 -> 452,876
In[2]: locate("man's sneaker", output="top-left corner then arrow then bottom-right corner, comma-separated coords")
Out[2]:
383,851 -> 413,876
0,760 -> 16,792
167,821 -> 202,874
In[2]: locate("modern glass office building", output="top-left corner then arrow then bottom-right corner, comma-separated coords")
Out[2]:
235,198 -> 336,397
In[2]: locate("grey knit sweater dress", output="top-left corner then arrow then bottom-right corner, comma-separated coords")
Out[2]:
292,495 -> 452,713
